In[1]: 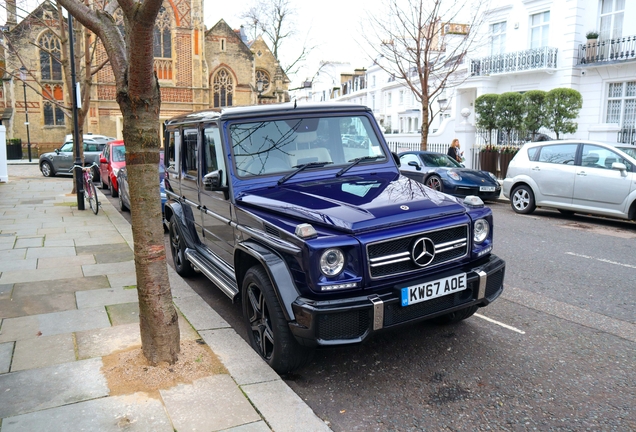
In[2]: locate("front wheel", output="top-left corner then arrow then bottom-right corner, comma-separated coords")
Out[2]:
510,185 -> 536,214
425,175 -> 443,192
40,161 -> 55,177
85,179 -> 99,215
118,190 -> 128,211
169,218 -> 195,277
242,266 -> 314,374
110,180 -> 118,198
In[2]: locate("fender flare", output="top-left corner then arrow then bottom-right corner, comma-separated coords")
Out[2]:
235,240 -> 300,321
165,200 -> 200,247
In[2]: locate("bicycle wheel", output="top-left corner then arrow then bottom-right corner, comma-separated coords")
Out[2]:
85,179 -> 99,215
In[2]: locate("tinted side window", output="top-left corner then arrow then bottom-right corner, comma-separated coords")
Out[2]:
182,129 -> 198,177
582,144 -> 633,171
167,129 -> 180,174
203,126 -> 225,180
537,144 -> 577,164
527,147 -> 540,161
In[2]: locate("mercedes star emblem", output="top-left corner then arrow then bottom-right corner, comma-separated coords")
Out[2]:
411,237 -> 436,267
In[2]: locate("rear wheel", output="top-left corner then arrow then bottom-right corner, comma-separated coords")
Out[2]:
169,218 -> 195,276
430,305 -> 478,325
118,190 -> 128,211
425,175 -> 443,192
40,161 -> 55,177
85,180 -> 99,215
511,185 -> 536,214
242,266 -> 314,374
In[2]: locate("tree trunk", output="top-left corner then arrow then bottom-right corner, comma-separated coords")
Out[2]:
118,86 -> 180,366
420,101 -> 429,151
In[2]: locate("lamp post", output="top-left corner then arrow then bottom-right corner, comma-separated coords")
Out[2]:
256,79 -> 263,104
19,66 -> 32,162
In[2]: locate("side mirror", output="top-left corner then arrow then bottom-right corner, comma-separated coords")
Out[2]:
407,161 -> 422,171
611,162 -> 627,175
203,169 -> 228,191
55,149 -> 60,154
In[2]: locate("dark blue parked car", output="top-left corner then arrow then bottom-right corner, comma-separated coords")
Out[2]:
399,151 -> 501,201
163,103 -> 506,373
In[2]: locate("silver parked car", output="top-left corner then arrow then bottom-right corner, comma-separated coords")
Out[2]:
39,134 -> 115,180
502,140 -> 636,221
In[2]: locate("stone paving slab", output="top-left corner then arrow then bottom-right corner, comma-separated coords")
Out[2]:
0,265 -> 83,284
0,258 -> 37,272
82,260 -> 135,277
0,342 -> 14,374
11,333 -> 76,372
221,421 -> 272,432
0,358 -> 109,419
0,392 -> 173,432
0,306 -> 111,343
199,329 -> 279,386
242,380 -> 332,432
76,287 -> 139,309
0,284 -> 13,300
106,273 -> 137,289
173,295 -> 232,331
37,254 -> 96,269
167,266 -> 199,299
24,246 -> 77,260
0,291 -> 77,319
0,249 -> 25,261
76,323 -> 142,359
11,275 -> 110,297
161,374 -> 262,431
14,237 -> 44,248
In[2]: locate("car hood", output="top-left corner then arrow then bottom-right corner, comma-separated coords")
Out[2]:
237,172 -> 467,233
453,168 -> 499,185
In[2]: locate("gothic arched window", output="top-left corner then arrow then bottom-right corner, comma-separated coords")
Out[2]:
39,31 -> 62,80
154,7 -> 172,58
255,70 -> 271,94
213,69 -> 234,108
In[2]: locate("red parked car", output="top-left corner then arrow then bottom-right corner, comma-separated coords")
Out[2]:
99,140 -> 125,197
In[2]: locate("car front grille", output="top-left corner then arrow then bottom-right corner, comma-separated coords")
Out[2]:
366,224 -> 469,279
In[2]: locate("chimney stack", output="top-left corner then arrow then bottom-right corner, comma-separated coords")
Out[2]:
6,0 -> 18,26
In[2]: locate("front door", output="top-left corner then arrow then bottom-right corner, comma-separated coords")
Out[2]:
180,128 -> 204,241
198,124 -> 234,265
572,144 -> 634,215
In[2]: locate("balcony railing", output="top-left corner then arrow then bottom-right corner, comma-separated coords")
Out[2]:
470,47 -> 558,76
577,36 -> 636,65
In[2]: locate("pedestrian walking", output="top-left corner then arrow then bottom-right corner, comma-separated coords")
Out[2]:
447,138 -> 463,163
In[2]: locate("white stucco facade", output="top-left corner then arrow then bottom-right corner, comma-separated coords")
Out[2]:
296,0 -> 636,152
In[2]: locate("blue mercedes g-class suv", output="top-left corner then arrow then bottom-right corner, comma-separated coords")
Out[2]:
163,103 -> 505,373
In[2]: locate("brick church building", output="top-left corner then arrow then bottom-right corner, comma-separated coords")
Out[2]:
0,0 -> 290,155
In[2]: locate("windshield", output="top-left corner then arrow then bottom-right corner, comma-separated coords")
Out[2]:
230,115 -> 386,177
421,153 -> 462,168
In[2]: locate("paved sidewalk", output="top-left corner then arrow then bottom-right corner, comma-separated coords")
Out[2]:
0,165 -> 331,432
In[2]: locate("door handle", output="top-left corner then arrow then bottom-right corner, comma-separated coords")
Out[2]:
577,171 -> 587,176
531,166 -> 540,171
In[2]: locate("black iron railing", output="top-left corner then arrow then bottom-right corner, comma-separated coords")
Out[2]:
617,128 -> 636,144
470,47 -> 558,76
578,36 -> 636,65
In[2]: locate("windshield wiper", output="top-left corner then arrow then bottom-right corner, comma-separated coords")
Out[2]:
278,161 -> 333,185
336,156 -> 383,177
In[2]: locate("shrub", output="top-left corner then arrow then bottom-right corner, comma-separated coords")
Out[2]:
475,94 -> 499,144
495,92 -> 524,143
543,88 -> 583,139
522,90 -> 547,140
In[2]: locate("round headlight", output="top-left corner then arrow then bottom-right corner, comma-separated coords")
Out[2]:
474,219 -> 490,244
320,248 -> 345,276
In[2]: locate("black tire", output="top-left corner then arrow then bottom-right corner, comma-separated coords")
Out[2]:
40,161 -> 55,177
510,185 -> 536,214
86,180 -> 99,215
118,190 -> 128,211
430,305 -> 478,325
425,175 -> 443,192
110,181 -> 118,197
169,218 -> 195,277
91,166 -> 100,183
242,266 -> 314,374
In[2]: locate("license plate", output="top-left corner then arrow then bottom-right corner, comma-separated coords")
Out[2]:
480,186 -> 496,192
401,273 -> 467,306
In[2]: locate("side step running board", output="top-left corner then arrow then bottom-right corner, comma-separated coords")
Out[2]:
185,249 -> 239,301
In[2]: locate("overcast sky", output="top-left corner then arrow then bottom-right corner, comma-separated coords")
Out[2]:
2,0 -> 382,85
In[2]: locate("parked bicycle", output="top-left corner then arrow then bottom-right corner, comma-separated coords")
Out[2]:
70,162 -> 100,215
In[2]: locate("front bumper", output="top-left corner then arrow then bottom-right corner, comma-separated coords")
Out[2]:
290,254 -> 505,347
